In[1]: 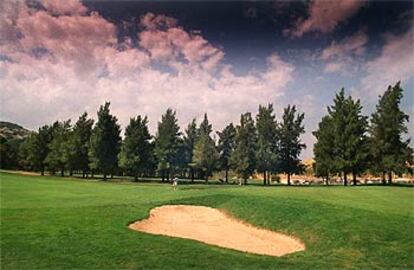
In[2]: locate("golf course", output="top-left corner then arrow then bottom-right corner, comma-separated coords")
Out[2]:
1,172 -> 413,269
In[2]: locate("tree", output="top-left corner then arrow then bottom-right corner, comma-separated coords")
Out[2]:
370,82 -> 413,184
0,137 -> 21,169
183,119 -> 198,182
217,123 -> 236,183
70,112 -> 94,178
346,97 -> 369,185
22,125 -> 52,175
256,104 -> 278,185
172,138 -> 187,178
278,105 -> 306,185
45,120 -> 71,176
118,116 -> 152,181
199,113 -> 212,136
326,89 -> 369,186
327,89 -> 348,185
313,116 -> 335,185
192,113 -> 218,182
154,108 -> 181,181
88,102 -> 121,180
192,134 -> 219,183
230,113 -> 257,184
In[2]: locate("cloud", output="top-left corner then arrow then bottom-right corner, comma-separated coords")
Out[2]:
323,62 -> 345,73
42,0 -> 88,16
0,2 -> 295,135
0,0 -> 116,80
360,29 -> 414,97
321,29 -> 368,60
139,12 -> 178,30
138,14 -> 224,71
286,0 -> 366,38
320,29 -> 368,74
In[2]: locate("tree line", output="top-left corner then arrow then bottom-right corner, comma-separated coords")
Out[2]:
10,103 -> 306,185
313,82 -> 412,185
2,82 -> 412,185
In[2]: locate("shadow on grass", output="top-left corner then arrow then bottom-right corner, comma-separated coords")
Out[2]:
2,170 -> 413,188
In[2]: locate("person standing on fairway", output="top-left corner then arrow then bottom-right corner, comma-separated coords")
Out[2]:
172,176 -> 178,190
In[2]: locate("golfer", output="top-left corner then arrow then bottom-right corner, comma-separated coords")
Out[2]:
172,176 -> 178,190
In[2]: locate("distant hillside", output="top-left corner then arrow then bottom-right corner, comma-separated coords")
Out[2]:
0,121 -> 31,141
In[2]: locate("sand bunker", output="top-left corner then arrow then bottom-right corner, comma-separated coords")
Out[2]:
128,205 -> 305,256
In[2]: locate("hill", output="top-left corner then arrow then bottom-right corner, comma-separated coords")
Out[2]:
0,121 -> 31,141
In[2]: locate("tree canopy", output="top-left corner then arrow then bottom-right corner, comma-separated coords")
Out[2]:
88,102 -> 121,180
369,82 -> 413,183
154,108 -> 181,181
279,105 -> 306,185
256,104 -> 278,185
119,115 -> 152,180
217,123 -> 236,183
231,112 -> 257,184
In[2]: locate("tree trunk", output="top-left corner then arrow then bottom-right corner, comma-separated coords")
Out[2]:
352,172 -> 357,186
134,174 -> 138,182
70,170 -> 73,177
381,172 -> 386,185
191,168 -> 194,183
287,173 -> 291,186
103,173 -> 107,181
388,171 -> 392,185
225,167 -> 228,184
326,175 -> 330,186
343,172 -> 348,186
82,171 -> 85,178
205,174 -> 208,184
61,168 -> 64,177
41,170 -> 44,176
263,171 -> 267,186
243,178 -> 247,185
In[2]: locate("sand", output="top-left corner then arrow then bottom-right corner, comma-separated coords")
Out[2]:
128,205 -> 305,257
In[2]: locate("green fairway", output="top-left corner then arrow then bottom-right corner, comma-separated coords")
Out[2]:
1,172 -> 413,269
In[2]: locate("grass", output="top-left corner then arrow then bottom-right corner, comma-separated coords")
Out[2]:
1,172 -> 413,269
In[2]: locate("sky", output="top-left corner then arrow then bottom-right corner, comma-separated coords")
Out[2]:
1,0 -> 413,159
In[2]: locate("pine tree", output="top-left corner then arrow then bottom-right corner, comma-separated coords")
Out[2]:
199,113 -> 212,136
346,97 -> 369,185
172,138 -> 187,178
119,116 -> 152,181
217,123 -> 236,183
192,114 -> 218,182
154,108 -> 181,181
230,113 -> 257,184
70,112 -> 94,178
0,137 -> 22,169
192,134 -> 219,183
256,104 -> 278,185
326,89 -> 369,186
88,102 -> 121,180
45,120 -> 71,177
183,119 -> 198,182
20,125 -> 52,175
313,116 -> 335,184
278,105 -> 305,185
370,82 -> 413,184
